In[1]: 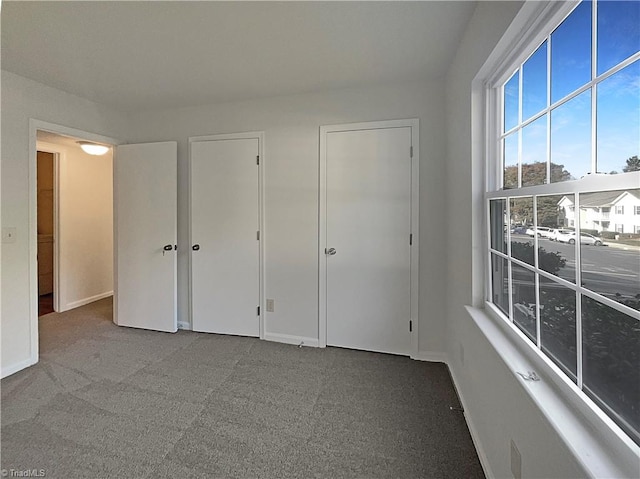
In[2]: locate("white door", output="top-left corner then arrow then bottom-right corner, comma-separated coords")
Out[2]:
114,142 -> 177,332
191,138 -> 260,336
325,127 -> 412,355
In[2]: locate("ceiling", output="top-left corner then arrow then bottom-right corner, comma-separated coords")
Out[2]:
2,1 -> 477,112
37,130 -> 88,148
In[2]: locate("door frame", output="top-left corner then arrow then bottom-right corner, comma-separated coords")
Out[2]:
35,141 -> 62,314
188,131 -> 266,339
28,119 -> 120,366
318,119 -> 419,357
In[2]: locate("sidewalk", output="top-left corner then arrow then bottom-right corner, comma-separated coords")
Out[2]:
604,241 -> 640,252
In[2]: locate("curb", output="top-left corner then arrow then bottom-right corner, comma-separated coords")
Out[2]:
603,242 -> 640,252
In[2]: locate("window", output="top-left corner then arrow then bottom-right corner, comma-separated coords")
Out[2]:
635,205 -> 640,215
616,223 -> 624,233
486,1 -> 640,447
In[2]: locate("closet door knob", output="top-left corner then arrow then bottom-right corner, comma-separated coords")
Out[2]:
192,244 -> 200,251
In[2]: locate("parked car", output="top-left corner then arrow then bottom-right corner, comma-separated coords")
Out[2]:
550,228 -> 573,241
557,232 -> 603,246
526,226 -> 552,238
511,226 -> 528,235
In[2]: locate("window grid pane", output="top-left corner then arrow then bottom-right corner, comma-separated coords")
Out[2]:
490,0 -> 640,447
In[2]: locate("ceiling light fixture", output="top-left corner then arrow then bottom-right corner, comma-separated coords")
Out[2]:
78,141 -> 110,156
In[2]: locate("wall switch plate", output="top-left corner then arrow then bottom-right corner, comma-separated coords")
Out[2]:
2,227 -> 17,244
510,440 -> 522,479
266,299 -> 274,312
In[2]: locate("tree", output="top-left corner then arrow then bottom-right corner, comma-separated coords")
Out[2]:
504,162 -> 573,190
622,155 -> 640,173
510,197 -> 533,226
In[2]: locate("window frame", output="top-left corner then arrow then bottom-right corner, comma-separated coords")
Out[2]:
481,0 -> 640,460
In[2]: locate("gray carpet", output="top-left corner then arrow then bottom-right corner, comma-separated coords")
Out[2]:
1,298 -> 484,478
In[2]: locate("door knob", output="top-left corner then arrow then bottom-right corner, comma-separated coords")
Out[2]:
325,247 -> 336,256
162,244 -> 173,256
192,244 -> 200,251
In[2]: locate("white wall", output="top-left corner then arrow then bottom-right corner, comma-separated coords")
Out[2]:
1,71 -> 128,376
444,2 -> 591,478
38,140 -> 114,311
130,79 -> 448,355
610,193 -> 640,234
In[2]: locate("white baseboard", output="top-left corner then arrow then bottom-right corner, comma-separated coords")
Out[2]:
412,351 -> 449,363
1,357 -> 38,379
61,291 -> 113,312
263,332 -> 319,348
177,321 -> 191,330
449,366 -> 494,479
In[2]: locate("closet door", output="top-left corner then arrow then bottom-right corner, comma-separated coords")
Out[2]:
114,142 -> 177,332
191,138 -> 260,336
322,125 -> 414,355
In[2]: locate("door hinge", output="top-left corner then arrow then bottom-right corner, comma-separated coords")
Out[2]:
409,233 -> 413,245
409,320 -> 413,332
257,306 -> 261,316
257,231 -> 260,240
257,155 -> 260,165
410,146 -> 413,158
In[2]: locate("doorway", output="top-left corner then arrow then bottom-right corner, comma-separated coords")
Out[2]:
36,150 -> 56,315
27,120 -> 119,366
319,119 -> 419,356
36,130 -> 115,315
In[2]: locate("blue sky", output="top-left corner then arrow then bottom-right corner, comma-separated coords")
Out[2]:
503,0 -> 639,183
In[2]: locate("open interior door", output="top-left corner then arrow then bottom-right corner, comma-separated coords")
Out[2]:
114,142 -> 177,332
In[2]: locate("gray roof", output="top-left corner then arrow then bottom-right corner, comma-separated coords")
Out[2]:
579,189 -> 640,207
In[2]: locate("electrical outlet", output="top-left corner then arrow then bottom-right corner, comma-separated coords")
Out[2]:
2,227 -> 16,244
266,299 -> 274,312
510,440 -> 522,479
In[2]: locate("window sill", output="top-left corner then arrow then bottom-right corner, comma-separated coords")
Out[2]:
465,304 -> 640,479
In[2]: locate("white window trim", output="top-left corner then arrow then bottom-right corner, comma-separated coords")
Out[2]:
471,1 -> 640,476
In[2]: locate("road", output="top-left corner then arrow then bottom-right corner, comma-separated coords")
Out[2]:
510,234 -> 639,305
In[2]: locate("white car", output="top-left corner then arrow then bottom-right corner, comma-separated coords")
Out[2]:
550,228 -> 573,241
539,227 -> 555,239
557,232 -> 603,246
526,226 -> 553,238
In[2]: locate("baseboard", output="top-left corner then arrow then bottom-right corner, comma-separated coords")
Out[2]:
62,291 -> 113,312
412,351 -> 449,363
263,332 -> 319,348
177,321 -> 191,330
448,366 -> 495,479
1,357 -> 38,379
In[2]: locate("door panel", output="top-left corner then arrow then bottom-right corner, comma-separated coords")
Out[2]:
115,142 -> 177,332
191,139 -> 260,336
326,127 -> 412,355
